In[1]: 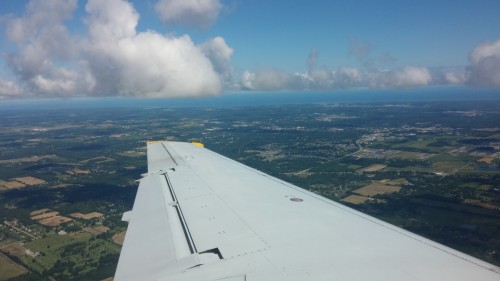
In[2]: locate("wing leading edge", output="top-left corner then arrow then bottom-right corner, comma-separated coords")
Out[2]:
114,141 -> 500,281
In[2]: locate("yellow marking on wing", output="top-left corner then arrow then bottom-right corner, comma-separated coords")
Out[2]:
191,142 -> 205,148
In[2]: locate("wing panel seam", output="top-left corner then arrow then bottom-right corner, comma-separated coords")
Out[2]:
163,173 -> 198,254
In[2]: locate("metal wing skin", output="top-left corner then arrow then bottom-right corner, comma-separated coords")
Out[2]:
114,141 -> 500,281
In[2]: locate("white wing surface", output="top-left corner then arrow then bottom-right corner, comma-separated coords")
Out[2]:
114,141 -> 500,281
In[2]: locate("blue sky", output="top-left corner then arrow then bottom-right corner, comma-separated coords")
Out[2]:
0,0 -> 500,99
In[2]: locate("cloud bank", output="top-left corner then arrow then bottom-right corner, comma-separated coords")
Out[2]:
240,49 -> 433,91
2,0 -> 231,98
240,66 -> 432,92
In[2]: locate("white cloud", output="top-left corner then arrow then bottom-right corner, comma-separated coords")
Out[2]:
83,0 -> 226,98
155,0 -> 222,29
85,32 -> 222,97
467,40 -> 500,87
1,0 -> 232,99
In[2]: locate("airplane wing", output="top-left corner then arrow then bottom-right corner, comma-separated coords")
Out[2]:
114,141 -> 500,281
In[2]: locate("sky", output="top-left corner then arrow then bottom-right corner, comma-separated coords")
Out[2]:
0,0 -> 499,99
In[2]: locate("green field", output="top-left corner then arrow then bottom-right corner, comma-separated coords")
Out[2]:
23,233 -> 120,277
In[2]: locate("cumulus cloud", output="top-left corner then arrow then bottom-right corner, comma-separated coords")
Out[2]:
84,0 -> 225,98
155,0 -> 222,29
1,0 -> 233,98
85,32 -> 222,97
466,40 -> 500,87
